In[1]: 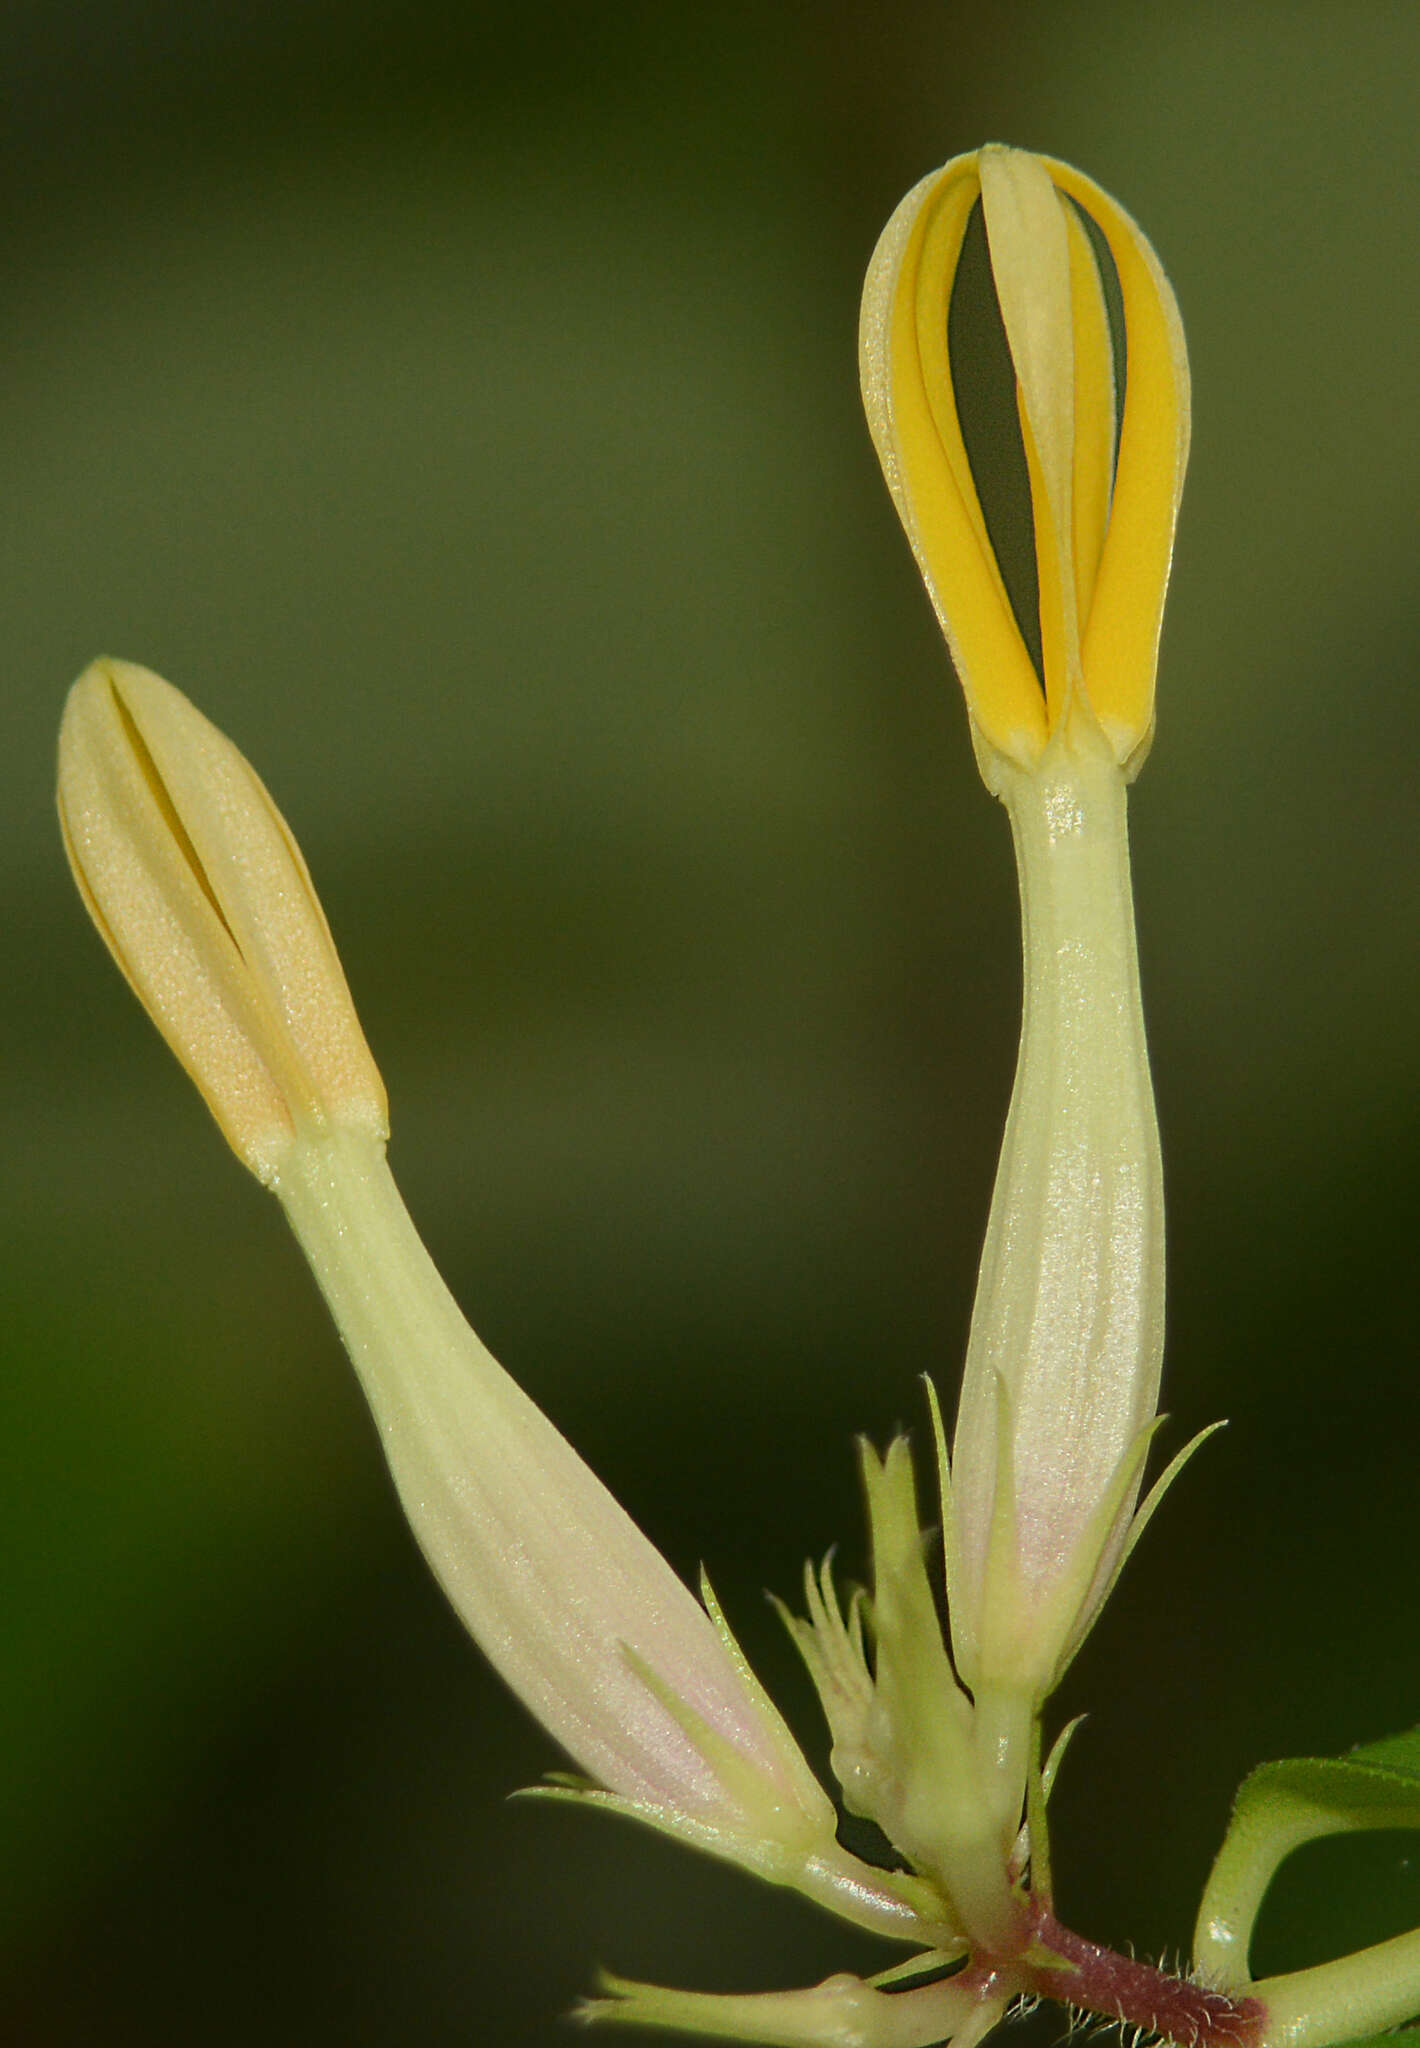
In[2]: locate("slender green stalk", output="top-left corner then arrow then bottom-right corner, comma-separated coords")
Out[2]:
1251,1930 -> 1420,2048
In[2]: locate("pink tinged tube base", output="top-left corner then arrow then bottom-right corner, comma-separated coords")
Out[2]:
273,1125 -> 932,1938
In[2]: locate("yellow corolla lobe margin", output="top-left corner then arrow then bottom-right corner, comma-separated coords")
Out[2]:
860,145 -> 1190,781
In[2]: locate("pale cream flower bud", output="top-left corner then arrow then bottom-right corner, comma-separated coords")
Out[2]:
57,659 -> 940,1954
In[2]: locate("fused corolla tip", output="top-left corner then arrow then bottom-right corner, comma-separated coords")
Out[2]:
57,658 -> 387,1181
860,143 -> 1190,781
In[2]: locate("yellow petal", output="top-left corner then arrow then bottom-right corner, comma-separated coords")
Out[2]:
860,154 -> 1048,768
1063,204 -> 1116,638
1045,157 -> 1191,773
979,144 -> 1081,731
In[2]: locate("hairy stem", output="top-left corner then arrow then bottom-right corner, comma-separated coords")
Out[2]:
1020,1910 -> 1266,2048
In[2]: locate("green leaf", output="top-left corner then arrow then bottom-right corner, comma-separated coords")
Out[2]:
1349,1730 -> 1420,1778
1194,1726 -> 1420,1987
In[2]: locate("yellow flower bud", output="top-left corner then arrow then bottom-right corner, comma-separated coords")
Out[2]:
859,143 -> 1190,779
862,150 -> 1210,1717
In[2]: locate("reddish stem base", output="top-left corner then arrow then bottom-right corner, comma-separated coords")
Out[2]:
1014,1909 -> 1265,2048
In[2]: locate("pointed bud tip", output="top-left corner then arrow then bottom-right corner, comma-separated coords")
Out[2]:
58,656 -> 387,1182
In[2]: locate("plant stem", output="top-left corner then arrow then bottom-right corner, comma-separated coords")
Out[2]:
1248,1926 -> 1420,2048
1021,1910 -> 1266,2048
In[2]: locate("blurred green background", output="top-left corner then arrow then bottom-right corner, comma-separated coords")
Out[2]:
3,3 -> 1417,2042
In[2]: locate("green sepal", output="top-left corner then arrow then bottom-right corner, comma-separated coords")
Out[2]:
578,1960 -> 1007,2046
